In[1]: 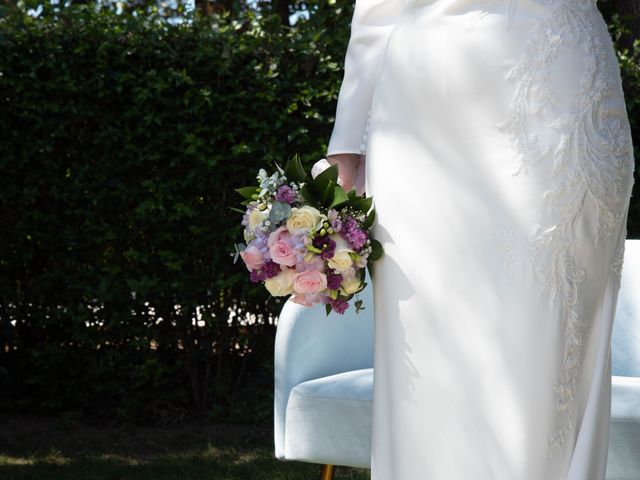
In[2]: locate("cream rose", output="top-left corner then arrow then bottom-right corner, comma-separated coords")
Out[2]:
264,267 -> 297,296
286,206 -> 324,235
340,267 -> 362,295
328,250 -> 353,273
327,234 -> 354,273
248,208 -> 267,231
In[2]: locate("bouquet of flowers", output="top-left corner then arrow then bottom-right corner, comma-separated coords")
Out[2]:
230,154 -> 383,315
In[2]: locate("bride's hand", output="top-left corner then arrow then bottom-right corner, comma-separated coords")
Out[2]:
326,153 -> 366,196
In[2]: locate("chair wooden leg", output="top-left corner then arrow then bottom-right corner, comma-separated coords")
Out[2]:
320,463 -> 335,480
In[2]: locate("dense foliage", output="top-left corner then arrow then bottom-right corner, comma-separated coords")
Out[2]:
609,12 -> 640,236
0,3 -> 637,423
0,4 -> 352,423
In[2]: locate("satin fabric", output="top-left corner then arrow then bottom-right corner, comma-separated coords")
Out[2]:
327,1 -> 636,479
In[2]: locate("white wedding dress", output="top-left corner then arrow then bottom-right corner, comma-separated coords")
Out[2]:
326,0 -> 636,478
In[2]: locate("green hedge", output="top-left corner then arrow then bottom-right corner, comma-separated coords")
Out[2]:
0,4 -> 637,423
0,5 -> 351,422
610,12 -> 640,236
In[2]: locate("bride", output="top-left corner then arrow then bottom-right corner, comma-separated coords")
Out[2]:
323,0 -> 635,478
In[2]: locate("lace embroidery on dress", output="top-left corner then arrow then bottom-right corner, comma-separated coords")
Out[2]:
611,232 -> 627,282
468,0 -> 517,29
490,0 -> 635,458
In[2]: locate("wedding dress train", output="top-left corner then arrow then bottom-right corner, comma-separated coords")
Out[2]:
326,0 -> 636,478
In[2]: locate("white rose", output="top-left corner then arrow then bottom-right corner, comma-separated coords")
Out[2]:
248,208 -> 267,231
327,234 -> 354,273
264,268 -> 296,296
340,266 -> 362,295
328,250 -> 353,273
340,276 -> 362,295
286,206 -> 324,235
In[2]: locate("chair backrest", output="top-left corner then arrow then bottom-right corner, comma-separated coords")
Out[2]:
611,239 -> 640,378
273,267 -> 375,459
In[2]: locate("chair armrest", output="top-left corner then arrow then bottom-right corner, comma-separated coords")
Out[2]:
274,268 -> 374,459
612,239 -> 640,377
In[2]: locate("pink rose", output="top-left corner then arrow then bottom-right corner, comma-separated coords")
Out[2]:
267,225 -> 289,247
268,225 -> 300,267
239,245 -> 265,271
293,269 -> 327,294
290,291 -> 326,307
296,254 -> 325,273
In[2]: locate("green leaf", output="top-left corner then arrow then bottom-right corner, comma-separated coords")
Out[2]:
235,186 -> 260,200
313,162 -> 338,195
284,153 -> 307,183
363,208 -> 376,229
351,195 -> 373,214
321,178 -> 336,205
327,185 -> 349,210
228,206 -> 246,214
358,266 -> 366,285
325,304 -> 332,316
369,238 -> 384,261
273,160 -> 285,175
299,183 -> 320,206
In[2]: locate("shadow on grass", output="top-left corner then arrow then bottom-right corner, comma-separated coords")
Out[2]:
0,414 -> 371,480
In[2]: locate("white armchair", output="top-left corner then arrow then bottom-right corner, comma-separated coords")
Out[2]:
607,239 -> 640,480
273,267 -> 374,479
274,240 -> 640,480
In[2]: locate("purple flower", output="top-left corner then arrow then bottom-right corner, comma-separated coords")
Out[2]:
345,228 -> 368,250
326,270 -> 343,290
249,270 -> 261,283
312,234 -> 336,260
328,297 -> 349,314
262,260 -> 282,279
341,216 -> 369,250
249,260 -> 281,283
275,185 -> 296,204
327,209 -> 342,232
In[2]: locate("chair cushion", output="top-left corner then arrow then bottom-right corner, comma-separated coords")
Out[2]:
284,368 -> 373,469
606,376 -> 640,480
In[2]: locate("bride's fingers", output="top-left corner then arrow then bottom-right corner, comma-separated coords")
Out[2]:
339,174 -> 355,192
326,153 -> 359,193
354,155 -> 366,196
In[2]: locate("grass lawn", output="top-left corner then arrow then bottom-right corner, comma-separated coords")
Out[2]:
0,414 -> 371,480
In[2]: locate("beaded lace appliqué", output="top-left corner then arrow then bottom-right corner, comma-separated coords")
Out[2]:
486,0 -> 635,458
469,0 -> 517,28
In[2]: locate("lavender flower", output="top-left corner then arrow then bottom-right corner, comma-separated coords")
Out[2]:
341,216 -> 369,250
275,185 -> 296,204
327,208 -> 342,232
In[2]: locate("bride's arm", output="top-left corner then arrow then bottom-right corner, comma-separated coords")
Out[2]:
326,0 -> 406,193
327,0 -> 406,157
